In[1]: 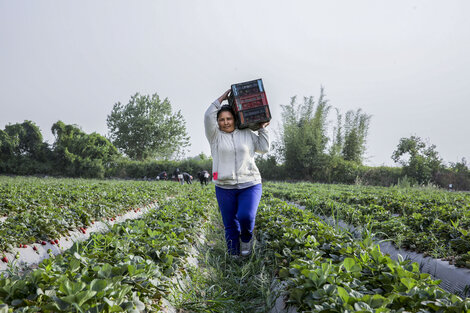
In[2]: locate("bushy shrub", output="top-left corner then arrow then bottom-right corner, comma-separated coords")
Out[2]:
256,155 -> 286,181
106,157 -> 212,180
0,156 -> 55,176
358,166 -> 402,187
433,168 -> 470,191
321,157 -> 360,184
78,158 -> 105,178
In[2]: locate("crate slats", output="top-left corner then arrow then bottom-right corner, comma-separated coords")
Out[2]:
228,79 -> 271,130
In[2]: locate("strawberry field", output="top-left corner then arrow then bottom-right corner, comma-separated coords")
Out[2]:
264,182 -> 470,268
1,176 -> 470,312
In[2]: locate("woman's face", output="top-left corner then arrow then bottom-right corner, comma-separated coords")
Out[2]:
217,111 -> 235,133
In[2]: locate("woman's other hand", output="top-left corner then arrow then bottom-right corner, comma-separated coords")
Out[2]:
218,89 -> 231,103
259,121 -> 270,129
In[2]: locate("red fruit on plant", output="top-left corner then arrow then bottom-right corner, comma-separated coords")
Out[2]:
41,241 -> 47,245
33,246 -> 38,251
54,239 -> 59,244
50,240 -> 55,245
23,244 -> 27,248
1,256 -> 7,263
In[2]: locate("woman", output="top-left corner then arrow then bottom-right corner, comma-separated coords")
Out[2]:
204,89 -> 270,256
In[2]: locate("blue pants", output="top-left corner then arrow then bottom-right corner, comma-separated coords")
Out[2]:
215,184 -> 262,255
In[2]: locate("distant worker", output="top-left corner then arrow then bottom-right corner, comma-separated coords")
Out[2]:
156,171 -> 168,180
174,168 -> 184,185
182,172 -> 193,184
198,170 -> 210,186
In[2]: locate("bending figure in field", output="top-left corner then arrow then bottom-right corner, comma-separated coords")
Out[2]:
198,170 -> 210,186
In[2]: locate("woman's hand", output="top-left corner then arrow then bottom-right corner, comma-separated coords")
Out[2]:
259,121 -> 270,128
218,89 -> 231,103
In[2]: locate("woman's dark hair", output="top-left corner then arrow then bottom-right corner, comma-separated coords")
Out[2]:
217,105 -> 236,121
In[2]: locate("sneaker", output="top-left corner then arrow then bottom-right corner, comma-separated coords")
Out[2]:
240,239 -> 253,257
229,254 -> 240,260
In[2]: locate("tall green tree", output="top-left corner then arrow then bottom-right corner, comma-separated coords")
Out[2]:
329,108 -> 343,158
52,121 -> 118,177
4,120 -> 46,159
0,129 -> 17,162
0,121 -> 53,174
341,109 -> 371,163
107,93 -> 190,161
329,109 -> 371,164
278,88 -> 331,178
450,157 -> 468,173
392,135 -> 442,184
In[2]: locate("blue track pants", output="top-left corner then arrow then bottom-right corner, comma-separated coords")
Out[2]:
215,184 -> 262,255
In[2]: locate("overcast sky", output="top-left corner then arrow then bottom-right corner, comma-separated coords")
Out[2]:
1,0 -> 469,166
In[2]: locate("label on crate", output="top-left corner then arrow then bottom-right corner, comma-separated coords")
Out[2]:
232,79 -> 264,97
257,80 -> 263,93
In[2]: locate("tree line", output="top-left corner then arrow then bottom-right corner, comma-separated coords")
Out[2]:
1,89 -> 469,190
256,88 -> 469,190
0,93 -> 194,178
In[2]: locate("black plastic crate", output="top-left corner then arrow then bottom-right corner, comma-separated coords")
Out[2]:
237,105 -> 271,130
227,78 -> 271,130
231,79 -> 264,97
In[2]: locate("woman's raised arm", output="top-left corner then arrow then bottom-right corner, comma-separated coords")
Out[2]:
204,89 -> 231,142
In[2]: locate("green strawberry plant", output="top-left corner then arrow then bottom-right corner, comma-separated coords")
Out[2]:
256,195 -> 470,312
264,182 -> 470,268
0,186 -> 215,312
0,177 -> 187,252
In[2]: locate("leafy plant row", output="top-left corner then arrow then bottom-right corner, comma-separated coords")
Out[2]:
0,186 -> 214,312
0,177 -> 183,253
264,182 -> 470,268
256,194 -> 470,312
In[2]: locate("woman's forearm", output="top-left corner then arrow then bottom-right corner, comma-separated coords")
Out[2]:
204,99 -> 220,141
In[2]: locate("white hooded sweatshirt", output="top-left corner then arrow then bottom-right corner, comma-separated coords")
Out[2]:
204,99 -> 270,187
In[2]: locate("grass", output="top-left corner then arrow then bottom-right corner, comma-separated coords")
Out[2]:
168,198 -> 282,313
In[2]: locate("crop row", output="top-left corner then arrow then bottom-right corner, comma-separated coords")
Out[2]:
264,182 -> 470,268
0,177 -> 184,253
2,177 -> 470,311
0,186 -> 214,312
256,194 -> 470,312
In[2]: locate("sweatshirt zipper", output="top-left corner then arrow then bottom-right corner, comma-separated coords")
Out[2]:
231,133 -> 239,184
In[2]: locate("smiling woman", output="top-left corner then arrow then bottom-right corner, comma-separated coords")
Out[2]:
216,105 -> 236,133
204,89 -> 270,257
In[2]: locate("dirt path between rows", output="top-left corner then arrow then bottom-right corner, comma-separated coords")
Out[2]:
163,200 -> 296,313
